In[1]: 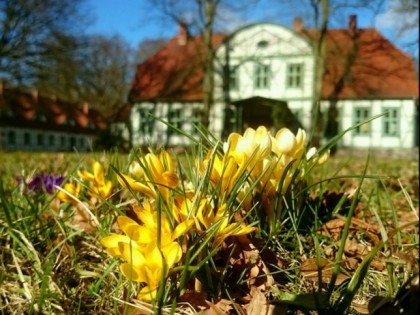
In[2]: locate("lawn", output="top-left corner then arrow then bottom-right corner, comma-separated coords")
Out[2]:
0,131 -> 418,315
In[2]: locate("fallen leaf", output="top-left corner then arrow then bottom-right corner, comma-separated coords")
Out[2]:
300,258 -> 349,286
69,202 -> 98,233
204,299 -> 233,315
351,302 -> 369,314
245,286 -> 268,315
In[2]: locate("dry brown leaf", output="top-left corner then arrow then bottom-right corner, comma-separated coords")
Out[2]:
203,299 -> 233,315
179,289 -> 208,309
348,216 -> 380,233
345,257 -> 359,270
344,239 -> 359,256
393,251 -> 418,271
344,239 -> 371,257
233,235 -> 274,291
244,286 -> 268,315
70,202 -> 98,233
324,218 -> 345,230
300,258 -> 349,286
351,302 -> 370,314
371,259 -> 385,271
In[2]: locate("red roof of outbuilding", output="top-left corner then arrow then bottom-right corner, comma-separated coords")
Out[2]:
129,25 -> 418,102
0,87 -> 107,133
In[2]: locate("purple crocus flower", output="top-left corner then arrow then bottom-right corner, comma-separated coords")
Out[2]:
17,173 -> 65,195
43,174 -> 65,194
27,174 -> 44,192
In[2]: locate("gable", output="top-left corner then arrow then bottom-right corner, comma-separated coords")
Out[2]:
217,23 -> 312,59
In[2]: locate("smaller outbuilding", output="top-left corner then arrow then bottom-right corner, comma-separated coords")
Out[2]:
0,83 -> 107,152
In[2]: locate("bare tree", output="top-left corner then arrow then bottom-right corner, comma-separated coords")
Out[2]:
386,0 -> 418,59
0,0 -> 88,85
198,0 -> 217,128
309,0 -> 329,147
76,35 -> 134,118
34,34 -> 135,118
140,0 -> 256,129
135,38 -> 168,64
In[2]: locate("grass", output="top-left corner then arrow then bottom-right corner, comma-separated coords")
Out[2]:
0,131 -> 418,315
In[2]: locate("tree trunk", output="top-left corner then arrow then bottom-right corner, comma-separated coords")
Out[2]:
201,0 -> 216,129
310,0 -> 329,147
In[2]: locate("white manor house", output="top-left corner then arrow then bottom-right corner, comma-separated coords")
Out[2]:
127,15 -> 418,150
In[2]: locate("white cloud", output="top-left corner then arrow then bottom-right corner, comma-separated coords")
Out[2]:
375,0 -> 419,38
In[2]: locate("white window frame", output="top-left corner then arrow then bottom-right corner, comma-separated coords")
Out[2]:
353,107 -> 371,135
254,63 -> 271,89
287,63 -> 303,88
382,107 -> 400,137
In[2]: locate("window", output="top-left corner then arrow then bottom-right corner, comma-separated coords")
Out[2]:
79,137 -> 85,147
60,136 -> 66,147
168,108 -> 183,134
353,107 -> 371,135
8,131 -> 16,145
229,66 -> 239,91
24,132 -> 31,145
254,63 -> 271,89
37,133 -> 44,146
49,134 -> 55,146
287,63 -> 303,88
383,108 -> 400,137
70,136 -> 76,149
138,108 -> 155,135
257,40 -> 269,48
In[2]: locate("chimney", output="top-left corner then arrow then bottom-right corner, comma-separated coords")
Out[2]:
293,17 -> 303,32
349,15 -> 357,34
177,21 -> 188,46
82,101 -> 89,115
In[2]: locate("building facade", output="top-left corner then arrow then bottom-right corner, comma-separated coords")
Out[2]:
128,16 -> 419,149
0,85 -> 107,151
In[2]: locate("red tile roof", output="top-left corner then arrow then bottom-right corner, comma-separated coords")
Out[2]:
314,28 -> 419,99
129,33 -> 225,102
129,25 -> 418,102
0,87 -> 107,133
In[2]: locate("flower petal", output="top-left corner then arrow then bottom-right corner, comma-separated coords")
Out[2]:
172,219 -> 194,240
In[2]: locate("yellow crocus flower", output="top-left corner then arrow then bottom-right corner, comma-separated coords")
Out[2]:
57,181 -> 81,204
199,151 -> 241,197
128,161 -> 145,180
101,201 -> 188,302
271,128 -> 306,163
143,150 -> 179,202
195,200 -> 256,247
225,126 -> 272,180
77,160 -> 113,199
117,173 -> 157,199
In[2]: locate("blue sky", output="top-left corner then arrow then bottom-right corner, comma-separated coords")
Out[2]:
85,0 -> 417,56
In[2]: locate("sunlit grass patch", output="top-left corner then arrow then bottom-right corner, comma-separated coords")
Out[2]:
0,123 -> 418,315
